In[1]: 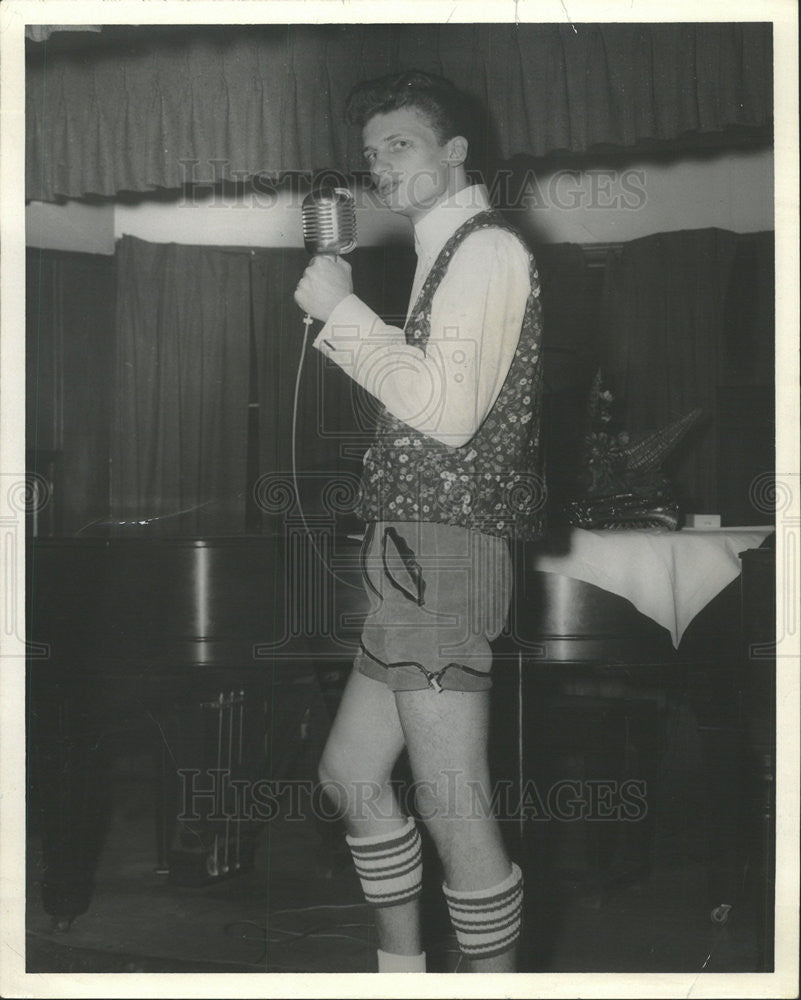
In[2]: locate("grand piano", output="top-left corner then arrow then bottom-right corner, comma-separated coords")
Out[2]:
27,525 -> 775,965
27,529 -> 370,925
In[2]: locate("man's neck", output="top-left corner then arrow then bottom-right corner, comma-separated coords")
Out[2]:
407,171 -> 470,226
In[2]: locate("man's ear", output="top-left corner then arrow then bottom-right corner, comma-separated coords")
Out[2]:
446,136 -> 468,167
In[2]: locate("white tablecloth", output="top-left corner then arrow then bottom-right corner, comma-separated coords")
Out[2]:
532,527 -> 773,647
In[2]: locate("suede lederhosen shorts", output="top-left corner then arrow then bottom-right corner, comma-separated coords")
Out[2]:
355,521 -> 512,692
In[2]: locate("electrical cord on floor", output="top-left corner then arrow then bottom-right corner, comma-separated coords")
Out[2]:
224,905 -> 463,970
223,916 -> 375,966
268,901 -> 369,916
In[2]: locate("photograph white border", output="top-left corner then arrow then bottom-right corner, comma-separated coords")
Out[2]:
2,2 -> 798,997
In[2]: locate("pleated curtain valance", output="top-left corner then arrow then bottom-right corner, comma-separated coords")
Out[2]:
26,22 -> 773,203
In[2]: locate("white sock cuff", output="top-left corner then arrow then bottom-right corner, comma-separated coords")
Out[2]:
377,949 -> 426,972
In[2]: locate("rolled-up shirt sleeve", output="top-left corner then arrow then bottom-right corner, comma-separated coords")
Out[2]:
313,228 -> 531,448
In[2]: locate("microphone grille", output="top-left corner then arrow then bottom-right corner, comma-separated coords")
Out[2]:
302,187 -> 357,256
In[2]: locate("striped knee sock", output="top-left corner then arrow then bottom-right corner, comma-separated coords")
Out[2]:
443,862 -> 524,960
345,816 -> 423,908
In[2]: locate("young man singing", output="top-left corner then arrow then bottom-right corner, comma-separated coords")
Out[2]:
294,70 -> 545,973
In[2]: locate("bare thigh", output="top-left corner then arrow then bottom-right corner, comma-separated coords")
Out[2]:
320,667 -> 406,788
395,688 -> 491,778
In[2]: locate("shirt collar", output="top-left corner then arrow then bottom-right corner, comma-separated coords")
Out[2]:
413,184 -> 492,263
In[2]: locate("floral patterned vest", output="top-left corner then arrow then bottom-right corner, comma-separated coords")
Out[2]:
354,210 -> 545,540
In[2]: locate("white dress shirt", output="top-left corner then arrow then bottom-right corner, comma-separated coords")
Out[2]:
313,184 -> 531,448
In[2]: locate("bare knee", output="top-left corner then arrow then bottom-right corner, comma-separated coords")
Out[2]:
412,777 -> 449,823
317,746 -> 342,789
411,767 -> 491,824
317,746 -> 351,815
317,743 -> 395,822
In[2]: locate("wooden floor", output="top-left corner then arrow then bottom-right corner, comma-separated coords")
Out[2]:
26,753 -> 766,976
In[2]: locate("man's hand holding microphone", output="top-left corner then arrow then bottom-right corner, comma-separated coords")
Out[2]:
294,255 -> 353,323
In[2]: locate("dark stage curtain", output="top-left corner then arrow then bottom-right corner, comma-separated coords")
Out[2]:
110,239 -> 415,536
535,243 -> 602,524
721,231 -> 775,388
26,22 -> 772,202
111,237 -> 252,535
598,228 -> 774,514
26,249 -> 116,535
41,231 -> 773,535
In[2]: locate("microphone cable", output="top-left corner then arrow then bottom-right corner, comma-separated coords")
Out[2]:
291,314 -> 361,591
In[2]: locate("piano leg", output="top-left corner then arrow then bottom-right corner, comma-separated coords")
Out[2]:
153,729 -> 172,875
28,672 -> 112,929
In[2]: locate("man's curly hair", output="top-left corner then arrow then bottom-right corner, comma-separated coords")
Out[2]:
345,70 -> 475,148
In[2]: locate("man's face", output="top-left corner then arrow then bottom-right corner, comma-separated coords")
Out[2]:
362,106 -> 460,222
